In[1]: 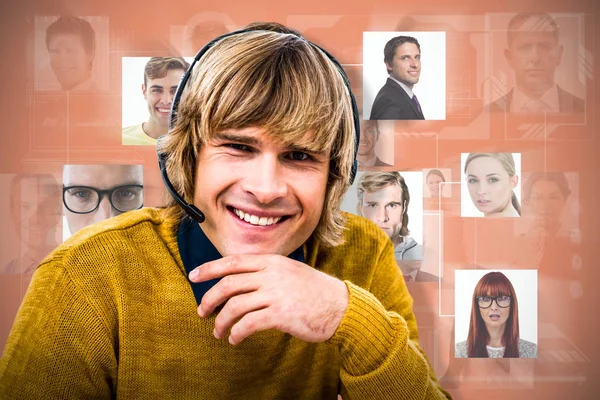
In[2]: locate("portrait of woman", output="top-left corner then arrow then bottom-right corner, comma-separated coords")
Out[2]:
462,153 -> 521,217
425,169 -> 446,198
522,172 -> 572,238
455,271 -> 537,358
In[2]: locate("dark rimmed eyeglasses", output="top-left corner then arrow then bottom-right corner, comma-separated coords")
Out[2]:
63,185 -> 143,214
476,295 -> 511,309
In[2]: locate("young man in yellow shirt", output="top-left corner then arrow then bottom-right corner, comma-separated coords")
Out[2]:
0,23 -> 450,399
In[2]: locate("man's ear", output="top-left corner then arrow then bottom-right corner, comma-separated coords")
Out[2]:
504,48 -> 513,68
556,44 -> 564,65
384,61 -> 393,74
142,83 -> 147,99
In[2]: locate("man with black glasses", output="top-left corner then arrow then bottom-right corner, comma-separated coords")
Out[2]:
62,164 -> 143,237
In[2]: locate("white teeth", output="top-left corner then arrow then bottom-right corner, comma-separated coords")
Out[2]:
233,208 -> 282,226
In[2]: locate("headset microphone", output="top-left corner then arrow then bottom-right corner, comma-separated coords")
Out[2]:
157,148 -> 205,223
156,27 -> 360,224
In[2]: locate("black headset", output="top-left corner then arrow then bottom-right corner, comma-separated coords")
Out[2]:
157,28 -> 361,224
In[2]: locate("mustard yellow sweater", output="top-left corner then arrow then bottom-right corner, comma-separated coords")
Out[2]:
0,208 -> 450,399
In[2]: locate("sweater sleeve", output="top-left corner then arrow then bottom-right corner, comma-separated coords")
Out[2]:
0,260 -> 117,399
328,238 -> 451,400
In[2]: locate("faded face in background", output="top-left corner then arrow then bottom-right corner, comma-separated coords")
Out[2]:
466,157 -> 517,216
143,68 -> 185,128
386,42 -> 421,89
62,165 -> 143,235
505,30 -> 563,94
427,174 -> 444,197
361,184 -> 404,241
358,120 -> 379,158
528,179 -> 566,225
192,127 -> 330,257
47,33 -> 94,90
10,175 -> 61,251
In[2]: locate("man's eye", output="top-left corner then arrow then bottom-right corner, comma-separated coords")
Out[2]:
288,152 -> 310,161
116,190 -> 135,199
227,144 -> 250,152
388,203 -> 398,209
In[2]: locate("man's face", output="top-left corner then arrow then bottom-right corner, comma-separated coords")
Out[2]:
192,127 -> 330,256
361,184 -> 404,240
505,31 -> 563,93
11,176 -> 61,251
47,33 -> 93,90
142,69 -> 185,127
386,42 -> 421,89
62,165 -> 143,235
358,120 -> 379,158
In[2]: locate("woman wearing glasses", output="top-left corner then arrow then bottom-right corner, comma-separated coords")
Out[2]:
455,271 -> 537,358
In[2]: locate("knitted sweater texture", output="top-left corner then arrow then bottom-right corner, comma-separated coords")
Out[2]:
0,208 -> 450,399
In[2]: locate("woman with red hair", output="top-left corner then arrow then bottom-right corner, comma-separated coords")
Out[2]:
455,271 -> 537,358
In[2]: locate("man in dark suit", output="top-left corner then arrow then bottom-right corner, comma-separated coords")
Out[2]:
370,36 -> 425,120
490,13 -> 585,114
358,120 -> 392,167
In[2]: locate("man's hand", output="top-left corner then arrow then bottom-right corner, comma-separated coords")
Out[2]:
188,254 -> 349,345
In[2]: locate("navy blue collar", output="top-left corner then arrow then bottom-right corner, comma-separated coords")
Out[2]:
177,218 -> 305,305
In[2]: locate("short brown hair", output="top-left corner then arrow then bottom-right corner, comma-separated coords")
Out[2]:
159,23 -> 355,247
507,13 -> 560,46
356,172 -> 411,237
144,57 -> 190,86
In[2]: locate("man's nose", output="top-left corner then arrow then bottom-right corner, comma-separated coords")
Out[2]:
241,155 -> 288,204
93,196 -> 114,223
376,208 -> 389,222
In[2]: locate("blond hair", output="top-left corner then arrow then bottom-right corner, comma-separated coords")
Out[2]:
464,153 -> 521,216
159,25 -> 355,247
356,172 -> 411,237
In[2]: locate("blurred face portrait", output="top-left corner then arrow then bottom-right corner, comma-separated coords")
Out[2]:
426,174 -> 444,197
505,30 -> 563,94
466,157 -> 517,215
528,179 -> 566,225
62,165 -> 143,235
10,175 -> 62,251
358,120 -> 379,158
142,68 -> 185,128
478,294 -> 511,331
47,33 -> 94,90
386,42 -> 421,89
361,184 -> 404,240
189,21 -> 229,50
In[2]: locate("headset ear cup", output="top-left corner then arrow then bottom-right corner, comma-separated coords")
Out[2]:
349,159 -> 358,186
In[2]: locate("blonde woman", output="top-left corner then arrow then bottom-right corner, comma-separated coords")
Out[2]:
464,153 -> 521,217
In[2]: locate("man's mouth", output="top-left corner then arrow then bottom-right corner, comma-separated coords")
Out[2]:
231,207 -> 287,226
156,107 -> 171,114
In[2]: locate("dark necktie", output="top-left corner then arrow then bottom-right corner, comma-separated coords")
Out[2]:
411,94 -> 423,117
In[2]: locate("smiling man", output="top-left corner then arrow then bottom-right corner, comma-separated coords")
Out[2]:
0,24 -> 450,399
370,35 -> 425,120
45,16 -> 97,91
122,57 -> 190,145
357,120 -> 392,167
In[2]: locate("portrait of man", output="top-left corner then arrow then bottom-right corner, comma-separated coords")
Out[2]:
122,57 -> 190,145
3,174 -> 62,274
369,36 -> 425,120
45,16 -> 97,91
1,24 -> 449,399
358,120 -> 393,168
62,165 -> 143,238
357,172 -> 436,283
490,13 -> 585,114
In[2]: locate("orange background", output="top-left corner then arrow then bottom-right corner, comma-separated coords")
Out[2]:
0,1 -> 599,399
